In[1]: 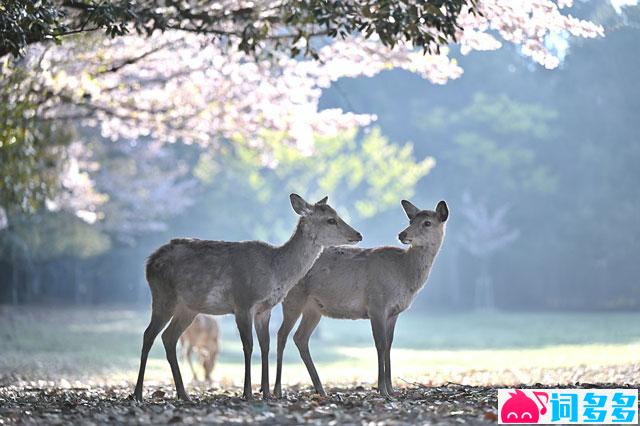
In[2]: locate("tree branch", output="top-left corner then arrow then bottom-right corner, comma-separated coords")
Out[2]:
97,41 -> 179,74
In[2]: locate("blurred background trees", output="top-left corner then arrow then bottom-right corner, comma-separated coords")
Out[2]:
1,0 -> 637,311
319,2 -> 640,310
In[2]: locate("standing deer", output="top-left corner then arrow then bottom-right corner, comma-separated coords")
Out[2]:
274,199 -> 448,398
133,194 -> 362,401
179,314 -> 220,382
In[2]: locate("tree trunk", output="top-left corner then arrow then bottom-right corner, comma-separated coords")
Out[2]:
74,258 -> 81,304
11,260 -> 18,305
448,247 -> 461,308
475,260 -> 495,310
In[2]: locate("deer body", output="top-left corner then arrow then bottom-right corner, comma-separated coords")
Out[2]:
134,194 -> 361,401
274,200 -> 448,398
147,236 -> 321,316
294,245 -> 437,320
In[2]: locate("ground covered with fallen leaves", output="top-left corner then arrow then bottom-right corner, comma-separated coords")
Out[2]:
0,382 -> 503,425
2,379 -> 640,425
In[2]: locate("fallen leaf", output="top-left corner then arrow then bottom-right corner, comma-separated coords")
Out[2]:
484,411 -> 498,421
151,390 -> 165,398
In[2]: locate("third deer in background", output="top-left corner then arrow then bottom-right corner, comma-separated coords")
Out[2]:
179,314 -> 220,382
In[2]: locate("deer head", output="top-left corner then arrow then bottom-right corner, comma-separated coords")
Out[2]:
398,200 -> 449,247
290,193 -> 362,246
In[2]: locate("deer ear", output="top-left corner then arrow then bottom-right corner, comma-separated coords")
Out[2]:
290,193 -> 312,216
401,200 -> 420,220
316,196 -> 328,205
436,200 -> 449,222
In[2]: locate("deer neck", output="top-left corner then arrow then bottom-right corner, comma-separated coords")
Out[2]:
274,218 -> 322,291
403,242 -> 441,293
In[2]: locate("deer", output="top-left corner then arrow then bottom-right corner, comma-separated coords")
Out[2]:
273,199 -> 448,398
133,194 -> 362,401
179,314 -> 220,382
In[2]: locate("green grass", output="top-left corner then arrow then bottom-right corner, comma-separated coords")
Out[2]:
301,310 -> 640,354
1,306 -> 639,386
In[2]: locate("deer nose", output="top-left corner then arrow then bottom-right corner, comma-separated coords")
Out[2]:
349,232 -> 362,242
398,231 -> 407,242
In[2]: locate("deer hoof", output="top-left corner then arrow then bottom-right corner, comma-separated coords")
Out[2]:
177,393 -> 191,402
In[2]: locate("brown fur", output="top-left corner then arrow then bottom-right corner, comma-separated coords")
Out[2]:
179,314 -> 220,382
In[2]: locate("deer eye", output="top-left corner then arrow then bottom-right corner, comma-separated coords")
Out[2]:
327,218 -> 337,225
423,220 -> 432,227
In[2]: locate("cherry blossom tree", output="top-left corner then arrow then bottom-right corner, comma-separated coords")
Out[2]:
92,139 -> 199,244
0,0 -> 604,226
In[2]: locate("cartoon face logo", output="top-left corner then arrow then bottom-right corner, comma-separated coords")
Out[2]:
501,390 -> 548,423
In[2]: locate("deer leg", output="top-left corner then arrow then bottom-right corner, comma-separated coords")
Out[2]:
384,314 -> 399,395
207,345 -> 219,382
235,309 -> 254,400
134,309 -> 172,401
293,309 -> 325,396
274,300 -> 303,397
203,355 -> 213,382
370,314 -> 389,397
254,309 -> 272,399
162,306 -> 197,401
185,345 -> 198,382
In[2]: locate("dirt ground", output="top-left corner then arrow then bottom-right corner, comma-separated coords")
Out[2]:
0,382 -> 512,425
2,378 -> 639,425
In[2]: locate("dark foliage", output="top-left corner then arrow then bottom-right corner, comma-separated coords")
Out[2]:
0,0 -> 477,59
